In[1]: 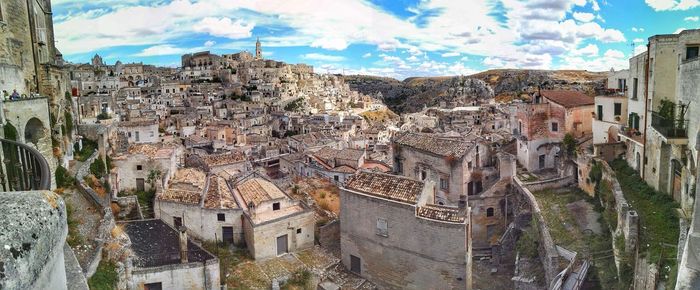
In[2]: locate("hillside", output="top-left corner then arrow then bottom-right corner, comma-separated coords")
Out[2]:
344,69 -> 608,113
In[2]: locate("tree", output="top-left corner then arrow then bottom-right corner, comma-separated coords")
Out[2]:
563,133 -> 577,156
146,169 -> 162,191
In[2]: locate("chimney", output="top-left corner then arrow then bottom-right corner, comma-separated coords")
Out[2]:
458,194 -> 467,210
179,226 -> 188,263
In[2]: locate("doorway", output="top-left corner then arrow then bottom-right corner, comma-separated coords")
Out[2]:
222,227 -> 234,244
350,255 -> 361,274
136,178 -> 145,192
276,235 -> 288,255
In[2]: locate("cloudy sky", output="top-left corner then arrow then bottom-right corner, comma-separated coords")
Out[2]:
53,0 -> 699,79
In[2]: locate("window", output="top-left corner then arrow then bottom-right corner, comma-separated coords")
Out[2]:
486,207 -> 494,217
144,282 -> 162,290
334,175 -> 339,182
468,161 -> 473,169
632,78 -> 638,100
174,217 -> 182,228
440,177 -> 449,190
376,218 -> 388,237
135,131 -> 140,142
420,170 -> 427,180
297,228 -> 302,234
687,46 -> 699,60
597,105 -> 603,121
614,103 -> 622,116
350,255 -> 361,274
551,122 -> 558,132
136,165 -> 143,171
217,213 -> 225,221
273,202 -> 280,211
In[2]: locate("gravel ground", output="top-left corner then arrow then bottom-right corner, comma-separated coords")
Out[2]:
62,188 -> 102,270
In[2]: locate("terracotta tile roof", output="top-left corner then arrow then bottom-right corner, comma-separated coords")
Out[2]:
416,204 -> 466,223
313,146 -> 364,161
541,90 -> 594,108
126,144 -> 175,159
332,165 -> 356,173
235,178 -> 286,207
203,176 -> 238,209
394,132 -> 472,157
201,151 -> 246,167
120,118 -> 158,127
344,172 -> 423,204
158,168 -> 206,204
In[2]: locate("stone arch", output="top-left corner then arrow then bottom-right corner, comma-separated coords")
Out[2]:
3,122 -> 19,141
24,117 -> 46,145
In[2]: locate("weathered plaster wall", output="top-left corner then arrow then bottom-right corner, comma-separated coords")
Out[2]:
340,189 -> 468,289
243,209 -> 315,260
154,200 -> 244,244
129,259 -> 220,290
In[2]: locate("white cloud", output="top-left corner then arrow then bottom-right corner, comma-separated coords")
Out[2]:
572,44 -> 599,56
645,0 -> 700,11
362,52 -> 372,58
441,52 -> 460,57
301,53 -> 346,62
560,49 -> 627,71
675,27 -> 688,34
633,38 -> 645,43
133,44 -> 188,57
204,40 -> 216,47
193,17 -> 254,39
685,16 -> 700,22
631,27 -> 645,32
573,12 -> 595,22
634,45 -> 647,56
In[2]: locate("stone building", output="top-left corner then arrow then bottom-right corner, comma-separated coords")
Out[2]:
637,29 -> 700,208
515,90 -> 594,172
618,51 -> 647,173
112,143 -> 179,193
122,219 -> 221,290
117,118 -> 159,144
392,132 -> 484,204
231,173 -> 315,260
592,94 -> 627,144
155,168 -> 244,244
340,172 -> 472,290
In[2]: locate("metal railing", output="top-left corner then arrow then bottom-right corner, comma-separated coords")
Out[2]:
0,138 -> 51,191
650,111 -> 688,139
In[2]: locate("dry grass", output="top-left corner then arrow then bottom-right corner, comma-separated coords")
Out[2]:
110,224 -> 124,239
110,202 -> 121,216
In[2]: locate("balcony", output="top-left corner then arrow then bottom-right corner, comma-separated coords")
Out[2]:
0,138 -> 51,191
651,111 -> 689,141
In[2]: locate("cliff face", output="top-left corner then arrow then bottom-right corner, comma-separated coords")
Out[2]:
344,69 -> 607,113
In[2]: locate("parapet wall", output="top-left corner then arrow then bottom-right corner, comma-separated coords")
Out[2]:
512,177 -> 561,286
0,191 -> 68,289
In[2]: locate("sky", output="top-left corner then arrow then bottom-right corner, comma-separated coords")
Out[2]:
52,0 -> 700,80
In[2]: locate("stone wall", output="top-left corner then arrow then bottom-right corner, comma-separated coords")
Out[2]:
243,209 -> 315,260
521,174 -> 575,192
0,191 -> 68,289
318,219 -> 340,250
129,258 -> 220,290
154,200 -> 244,244
512,177 -> 561,287
340,188 -> 468,289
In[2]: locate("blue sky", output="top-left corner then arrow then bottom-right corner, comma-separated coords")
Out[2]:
52,0 -> 700,80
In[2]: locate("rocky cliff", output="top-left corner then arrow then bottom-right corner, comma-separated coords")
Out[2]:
344,69 -> 608,113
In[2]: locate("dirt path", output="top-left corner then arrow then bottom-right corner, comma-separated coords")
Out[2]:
61,188 -> 102,270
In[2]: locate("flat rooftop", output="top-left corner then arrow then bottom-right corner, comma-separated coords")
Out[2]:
122,219 -> 215,268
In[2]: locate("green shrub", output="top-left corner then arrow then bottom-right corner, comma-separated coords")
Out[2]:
64,111 -> 73,136
90,157 -> 106,178
88,260 -> 118,290
55,165 -> 74,188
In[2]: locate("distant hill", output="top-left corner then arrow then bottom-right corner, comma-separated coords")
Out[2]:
344,69 -> 608,113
